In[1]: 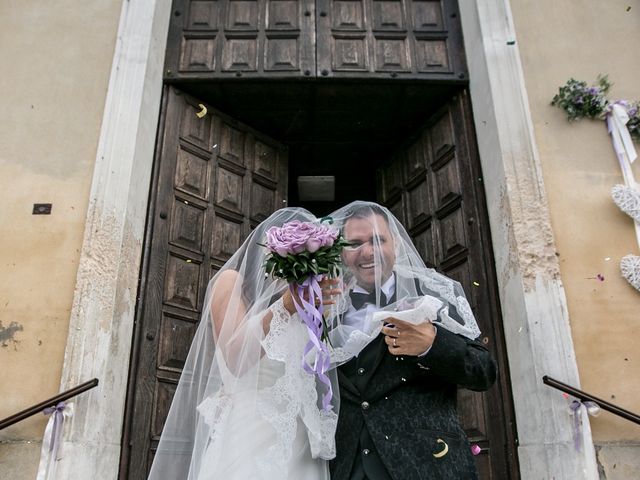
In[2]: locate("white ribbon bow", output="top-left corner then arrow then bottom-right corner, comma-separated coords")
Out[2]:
37,402 -> 74,480
607,103 -> 638,178
607,103 -> 640,250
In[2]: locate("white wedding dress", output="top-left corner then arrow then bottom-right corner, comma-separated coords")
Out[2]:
193,299 -> 334,480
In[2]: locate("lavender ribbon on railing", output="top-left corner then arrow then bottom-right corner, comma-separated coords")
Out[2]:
569,400 -> 601,452
44,402 -> 66,453
37,401 -> 74,480
291,274 -> 333,411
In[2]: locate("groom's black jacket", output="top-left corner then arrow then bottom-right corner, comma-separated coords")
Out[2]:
330,290 -> 497,480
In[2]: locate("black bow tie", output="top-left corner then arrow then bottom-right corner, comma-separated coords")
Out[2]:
349,291 -> 390,310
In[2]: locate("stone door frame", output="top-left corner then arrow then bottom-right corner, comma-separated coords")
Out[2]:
45,0 -> 598,478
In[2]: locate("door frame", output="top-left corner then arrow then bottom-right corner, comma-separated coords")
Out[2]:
44,0 -> 598,478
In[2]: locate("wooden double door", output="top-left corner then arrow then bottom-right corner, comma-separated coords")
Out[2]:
120,85 -> 518,479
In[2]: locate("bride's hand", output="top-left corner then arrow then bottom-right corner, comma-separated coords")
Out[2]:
319,277 -> 342,306
282,277 -> 342,314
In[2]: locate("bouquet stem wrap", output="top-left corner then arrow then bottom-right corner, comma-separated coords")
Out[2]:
290,275 -> 333,411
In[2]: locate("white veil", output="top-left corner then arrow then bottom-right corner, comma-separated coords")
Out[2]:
148,208 -> 340,480
148,201 -> 481,480
327,201 -> 481,355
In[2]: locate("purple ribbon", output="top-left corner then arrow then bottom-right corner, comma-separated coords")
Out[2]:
290,275 -> 333,411
43,402 -> 67,457
569,400 -> 599,452
569,400 -> 583,452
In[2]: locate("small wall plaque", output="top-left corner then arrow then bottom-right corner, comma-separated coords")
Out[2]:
33,203 -> 52,215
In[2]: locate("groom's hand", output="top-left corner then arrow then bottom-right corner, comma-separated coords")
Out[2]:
382,319 -> 436,356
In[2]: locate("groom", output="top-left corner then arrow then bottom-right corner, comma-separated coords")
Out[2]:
330,204 -> 497,480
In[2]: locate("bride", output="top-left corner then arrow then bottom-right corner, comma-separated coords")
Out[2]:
147,208 -> 344,480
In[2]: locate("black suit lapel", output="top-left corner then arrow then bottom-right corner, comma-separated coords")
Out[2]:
337,368 -> 359,397
356,334 -> 388,391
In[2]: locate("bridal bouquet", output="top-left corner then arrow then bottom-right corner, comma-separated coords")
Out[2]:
264,219 -> 348,283
263,219 -> 349,410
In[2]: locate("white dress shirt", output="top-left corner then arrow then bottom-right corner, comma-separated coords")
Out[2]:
343,275 -> 435,357
342,275 -> 396,332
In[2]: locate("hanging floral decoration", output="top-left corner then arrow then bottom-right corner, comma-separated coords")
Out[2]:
551,76 -> 612,121
552,76 -> 640,138
552,76 -> 640,292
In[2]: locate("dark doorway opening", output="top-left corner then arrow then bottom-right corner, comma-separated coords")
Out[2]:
180,80 -> 460,214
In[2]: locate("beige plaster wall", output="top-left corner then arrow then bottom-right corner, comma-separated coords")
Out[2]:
0,0 -> 122,451
510,0 -> 640,445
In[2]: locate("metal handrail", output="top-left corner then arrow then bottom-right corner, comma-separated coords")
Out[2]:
543,375 -> 640,425
0,378 -> 99,430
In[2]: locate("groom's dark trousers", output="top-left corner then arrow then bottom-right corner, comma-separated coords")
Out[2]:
330,319 -> 496,480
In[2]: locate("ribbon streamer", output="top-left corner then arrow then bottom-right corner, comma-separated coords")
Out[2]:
607,103 -> 640,250
569,400 -> 600,452
567,400 -> 600,480
37,402 -> 74,480
290,275 -> 333,411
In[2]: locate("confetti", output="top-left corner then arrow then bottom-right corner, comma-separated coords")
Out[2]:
562,392 -> 570,399
471,444 -> 481,456
473,281 -> 480,287
196,104 -> 207,118
186,259 -> 192,263
604,257 -> 611,261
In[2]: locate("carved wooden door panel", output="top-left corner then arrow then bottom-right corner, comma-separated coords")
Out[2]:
165,0 -> 467,82
165,0 -> 316,79
120,86 -> 288,479
316,0 -> 467,80
377,91 -> 519,478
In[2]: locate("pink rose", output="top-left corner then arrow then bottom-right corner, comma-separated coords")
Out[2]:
265,221 -> 312,257
317,224 -> 338,247
306,237 -> 323,253
265,221 -> 339,257
266,227 -> 291,257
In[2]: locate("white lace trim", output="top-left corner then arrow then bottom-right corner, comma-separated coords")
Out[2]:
196,391 -> 232,445
329,329 -> 374,364
261,297 -> 290,362
442,296 -> 481,339
256,298 -> 338,477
